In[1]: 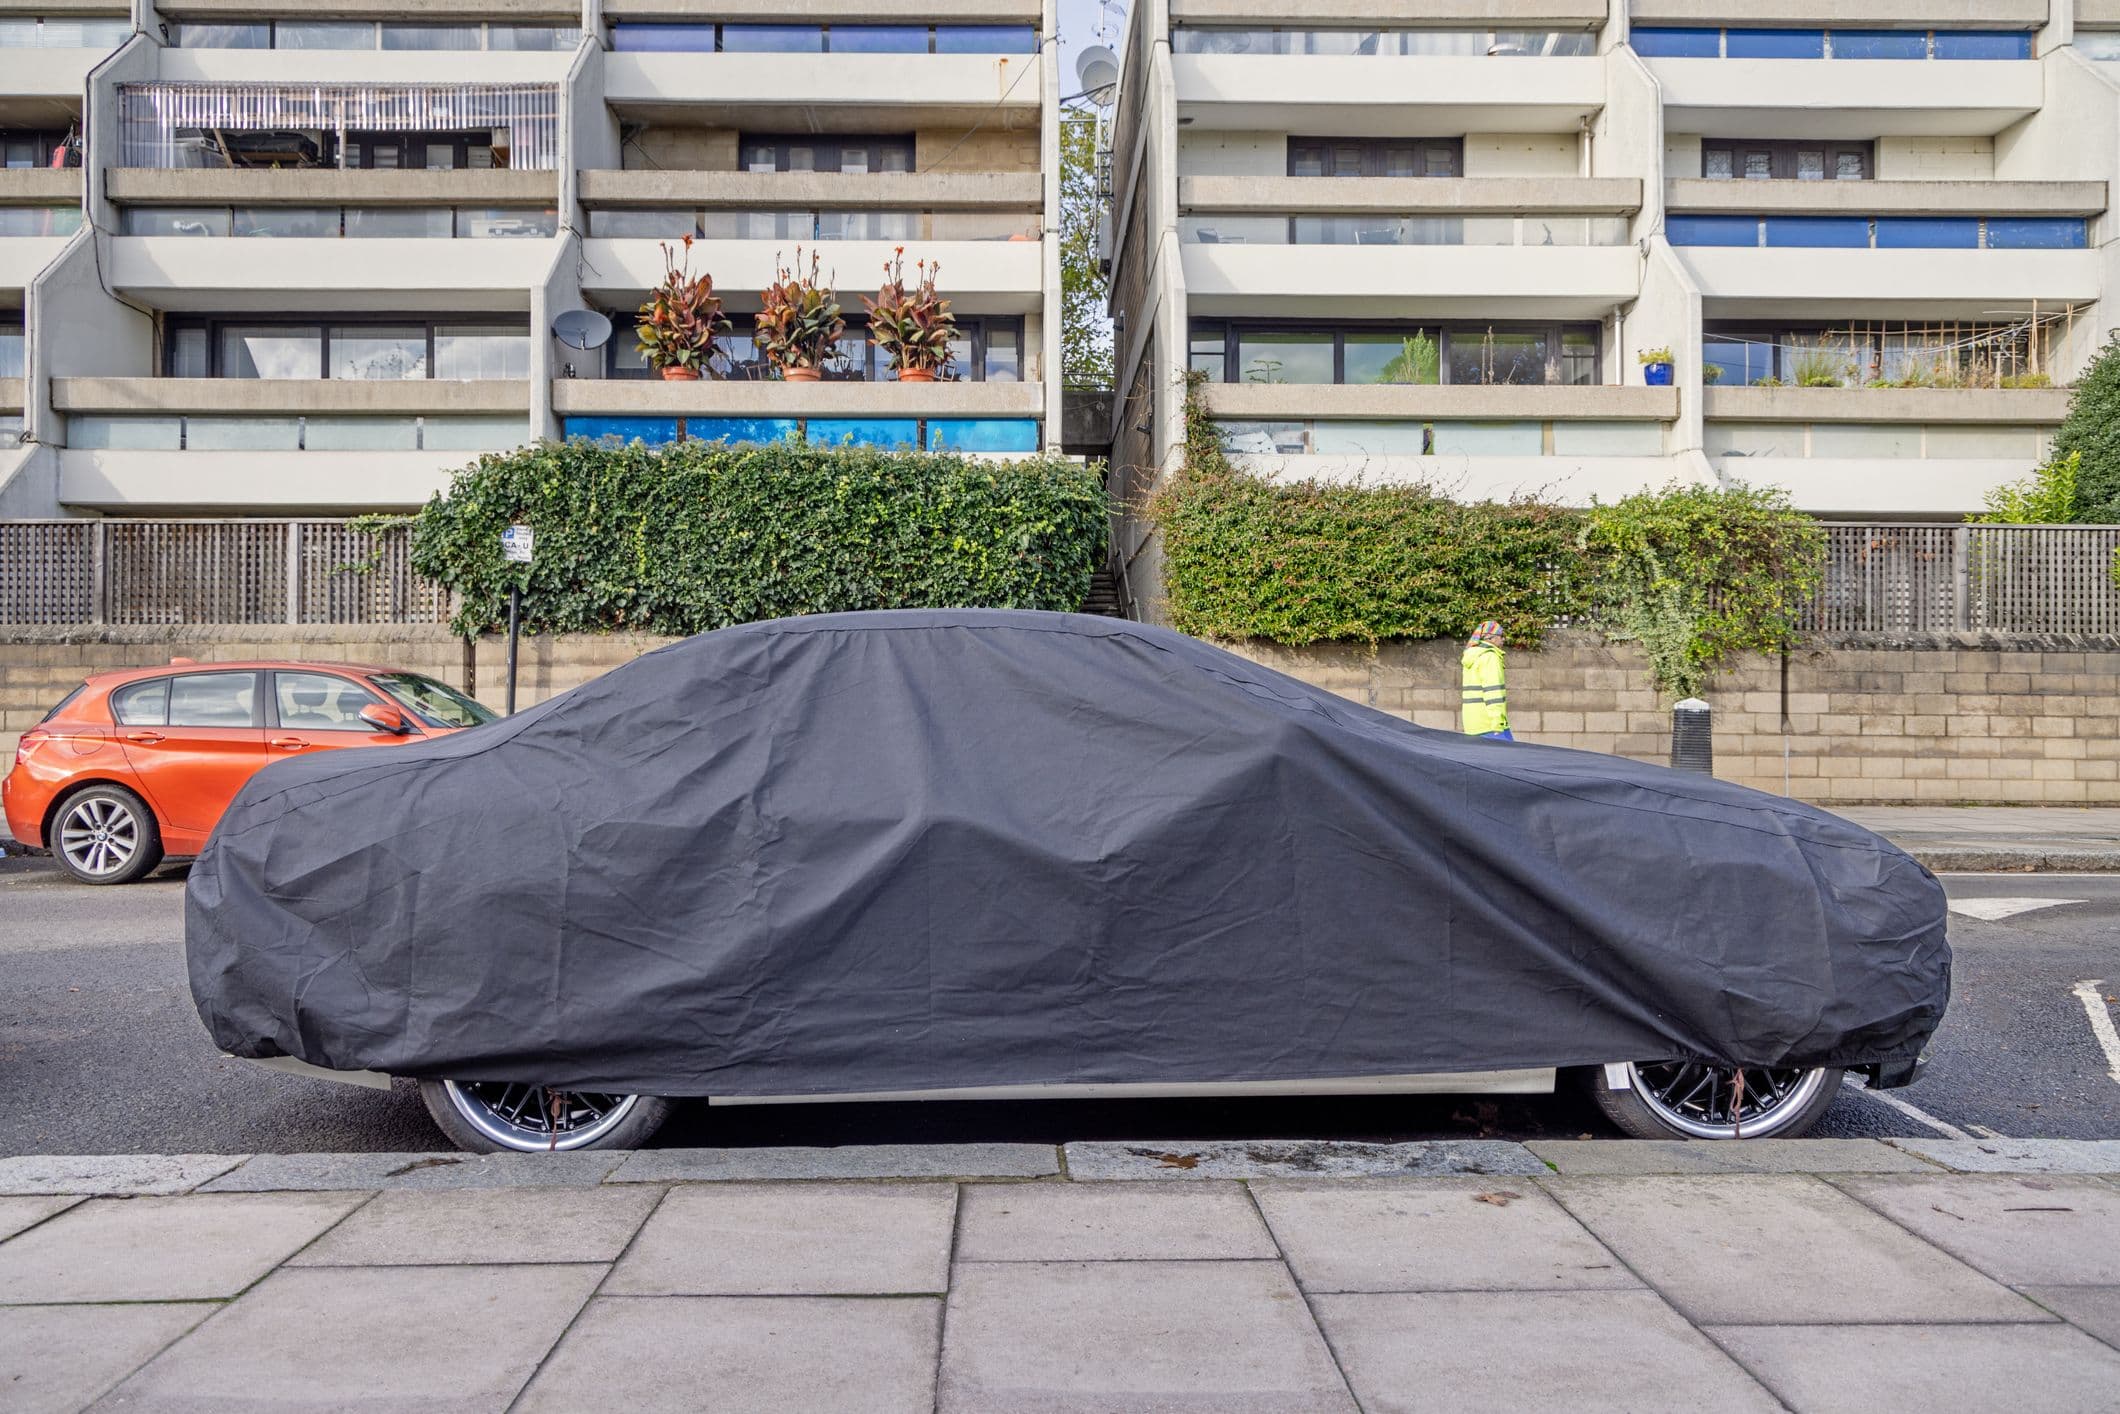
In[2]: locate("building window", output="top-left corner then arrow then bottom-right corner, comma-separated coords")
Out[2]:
172,21 -> 581,51
1633,28 -> 2034,61
606,315 -> 1024,383
1703,320 -> 2055,389
1701,140 -> 1872,181
1172,29 -> 1594,57
609,24 -> 1037,55
165,317 -> 530,380
0,18 -> 131,49
1192,321 -> 1600,387
740,135 -> 914,174
1287,137 -> 1462,178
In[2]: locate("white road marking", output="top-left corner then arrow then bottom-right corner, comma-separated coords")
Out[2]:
1841,1074 -> 1973,1140
2073,979 -> 2120,1087
1947,897 -> 2084,921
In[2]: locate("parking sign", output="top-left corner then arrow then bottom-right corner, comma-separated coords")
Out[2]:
501,525 -> 535,563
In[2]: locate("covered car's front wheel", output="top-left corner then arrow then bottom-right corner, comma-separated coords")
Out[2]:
1591,1063 -> 1843,1140
418,1079 -> 673,1153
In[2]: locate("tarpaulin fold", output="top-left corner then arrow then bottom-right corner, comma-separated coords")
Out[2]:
186,610 -> 1950,1095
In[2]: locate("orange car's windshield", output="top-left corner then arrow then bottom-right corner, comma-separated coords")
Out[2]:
370,673 -> 499,731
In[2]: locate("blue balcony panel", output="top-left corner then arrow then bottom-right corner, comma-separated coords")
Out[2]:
928,419 -> 1039,453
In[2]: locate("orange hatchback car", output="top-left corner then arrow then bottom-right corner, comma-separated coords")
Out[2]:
4,660 -> 496,884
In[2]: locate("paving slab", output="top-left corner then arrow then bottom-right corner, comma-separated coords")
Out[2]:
955,1180 -> 1277,1262
1544,1174 -> 2040,1325
1062,1138 -> 1546,1181
1527,1138 -> 1937,1176
606,1143 -> 1059,1184
0,1154 -> 245,1197
201,1150 -> 625,1192
1317,1290 -> 1779,1413
0,1192 -> 364,1304
100,1262 -> 605,1412
605,1182 -> 956,1296
2020,1285 -> 2120,1350
287,1184 -> 665,1267
0,1303 -> 216,1414
1832,1173 -> 2120,1286
0,1195 -> 79,1242
938,1259 -> 1354,1412
1888,1138 -> 2120,1174
515,1295 -> 941,1414
1710,1322 -> 2120,1414
1253,1178 -> 1640,1294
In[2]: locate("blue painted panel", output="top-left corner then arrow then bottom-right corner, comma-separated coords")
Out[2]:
564,416 -> 680,446
805,418 -> 922,450
1725,29 -> 1825,59
1764,216 -> 1870,248
1933,31 -> 2032,60
685,418 -> 798,446
1985,218 -> 2087,249
609,23 -> 714,52
1667,215 -> 1758,246
1629,27 -> 1719,58
1876,218 -> 1980,249
934,25 -> 1038,54
721,24 -> 823,52
928,419 -> 1039,453
828,25 -> 928,53
1829,30 -> 1926,60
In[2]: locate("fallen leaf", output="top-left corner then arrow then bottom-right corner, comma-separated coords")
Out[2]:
1473,1190 -> 1523,1207
1153,1152 -> 1200,1170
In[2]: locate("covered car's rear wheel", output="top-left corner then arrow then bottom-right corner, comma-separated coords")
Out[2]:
1592,1062 -> 1843,1140
418,1079 -> 672,1153
52,785 -> 163,885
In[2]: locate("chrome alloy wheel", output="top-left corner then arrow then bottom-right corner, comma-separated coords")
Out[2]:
57,795 -> 141,878
1626,1062 -> 1835,1140
439,1081 -> 642,1152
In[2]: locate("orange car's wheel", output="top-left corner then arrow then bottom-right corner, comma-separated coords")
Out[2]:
51,784 -> 164,885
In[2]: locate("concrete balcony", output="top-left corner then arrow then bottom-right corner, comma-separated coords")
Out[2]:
163,0 -> 576,16
52,377 -> 532,415
1174,0 -> 1606,18
153,47 -> 576,84
551,378 -> 1041,420
0,376 -> 23,413
2086,0 -> 2120,24
1646,59 -> 2042,139
579,169 -> 1042,212
0,45 -> 110,100
1199,382 -> 1676,421
1171,55 -> 1606,134
600,0 -> 1040,17
107,237 -> 556,311
578,237 -> 1042,312
1632,1 -> 2046,22
57,449 -> 488,513
1181,242 -> 1641,319
0,237 -> 73,296
105,169 -> 558,206
1182,175 -> 1641,216
1666,180 -> 2108,218
1676,247 -> 2098,316
0,170 -> 81,205
1714,457 -> 2034,517
601,52 -> 1041,128
1226,450 -> 1686,507
1703,386 -> 2071,423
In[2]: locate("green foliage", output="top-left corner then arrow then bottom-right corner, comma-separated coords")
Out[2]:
1636,347 -> 1675,366
2051,334 -> 2120,522
410,438 -> 1107,638
1059,111 -> 1114,392
862,248 -> 956,376
633,238 -> 731,375
1375,334 -> 1439,385
1789,341 -> 1851,388
1969,450 -> 2080,525
1576,482 -> 1825,695
754,247 -> 846,374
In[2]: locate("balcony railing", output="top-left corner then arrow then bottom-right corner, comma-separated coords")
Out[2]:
115,83 -> 563,170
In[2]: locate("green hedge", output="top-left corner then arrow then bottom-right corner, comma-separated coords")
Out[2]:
409,438 -> 1107,637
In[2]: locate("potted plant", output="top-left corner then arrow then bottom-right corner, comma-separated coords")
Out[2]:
863,247 -> 956,383
1638,347 -> 1676,387
756,247 -> 845,383
635,236 -> 730,381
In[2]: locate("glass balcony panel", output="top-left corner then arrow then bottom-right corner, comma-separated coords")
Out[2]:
0,330 -> 21,379
1493,32 -> 1595,57
804,418 -> 920,449
1172,29 -> 1276,55
1876,218 -> 1979,250
1216,421 -> 1310,454
1462,217 -> 1517,245
275,22 -> 378,49
1811,423 -> 1922,457
220,328 -> 322,379
233,208 -> 340,238
1986,218 -> 2087,250
1554,421 -> 1663,456
187,416 -> 302,449
1763,216 -> 1870,248
1669,215 -> 1758,246
343,208 -> 453,238
1630,28 -> 1720,58
305,416 -> 419,450
176,23 -> 270,48
0,207 -> 81,237
1927,426 -> 2040,458
702,210 -> 815,240
927,419 -> 1039,453
1400,32 -> 1486,56
455,208 -> 557,238
565,415 -> 679,444
1179,215 -> 1286,245
1312,420 -> 1427,454
930,210 -> 1040,240
1432,421 -> 1542,454
1302,31 -> 1391,56
1707,422 -> 1804,457
610,24 -> 714,52
816,210 -> 917,240
1933,32 -> 2031,61
1345,331 -> 1440,385
588,209 -> 698,238
1237,333 -> 1334,385
684,417 -> 797,446
933,26 -> 1038,54
490,27 -> 581,52
721,25 -> 823,53
0,21 -> 37,47
434,328 -> 530,380
381,26 -> 485,51
70,416 -> 183,450
2080,34 -> 2120,61
330,328 -> 427,380
829,26 -> 928,54
1831,31 -> 1927,61
1726,29 -> 1824,60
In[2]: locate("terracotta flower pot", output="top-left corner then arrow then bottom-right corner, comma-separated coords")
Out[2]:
659,366 -> 701,382
781,366 -> 823,383
899,369 -> 938,384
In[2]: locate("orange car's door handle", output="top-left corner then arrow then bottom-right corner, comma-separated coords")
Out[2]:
124,731 -> 164,744
269,737 -> 308,751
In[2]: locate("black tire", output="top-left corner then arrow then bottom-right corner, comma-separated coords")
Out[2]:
418,1079 -> 674,1153
49,784 -> 164,885
1586,1063 -> 1844,1140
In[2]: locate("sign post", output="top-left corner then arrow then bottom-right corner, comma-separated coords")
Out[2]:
500,525 -> 534,715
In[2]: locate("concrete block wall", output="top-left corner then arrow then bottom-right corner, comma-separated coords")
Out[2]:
3,625 -> 2116,806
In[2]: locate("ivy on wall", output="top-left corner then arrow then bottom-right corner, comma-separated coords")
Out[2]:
408,438 -> 1108,638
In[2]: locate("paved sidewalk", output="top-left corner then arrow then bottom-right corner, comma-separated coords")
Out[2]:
2,1139 -> 2116,1412
1840,806 -> 2120,872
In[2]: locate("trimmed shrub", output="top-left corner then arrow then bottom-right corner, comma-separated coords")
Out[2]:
2053,333 -> 2120,522
409,437 -> 1107,638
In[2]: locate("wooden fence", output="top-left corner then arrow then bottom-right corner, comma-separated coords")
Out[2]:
1807,523 -> 2120,635
0,519 -> 451,626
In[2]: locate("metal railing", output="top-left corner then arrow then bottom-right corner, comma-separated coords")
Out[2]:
1806,523 -> 2120,635
0,519 -> 451,626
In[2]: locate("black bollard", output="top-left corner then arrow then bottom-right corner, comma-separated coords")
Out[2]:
1671,698 -> 1713,775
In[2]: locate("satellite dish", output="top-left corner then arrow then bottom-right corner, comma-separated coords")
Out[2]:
1075,45 -> 1120,105
552,308 -> 613,351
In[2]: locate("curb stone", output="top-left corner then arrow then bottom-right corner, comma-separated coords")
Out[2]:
1907,847 -> 2120,873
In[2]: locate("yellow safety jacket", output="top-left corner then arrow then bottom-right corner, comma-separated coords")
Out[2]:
1461,642 -> 1508,735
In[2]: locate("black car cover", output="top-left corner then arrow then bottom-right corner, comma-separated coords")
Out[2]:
187,610 -> 1949,1095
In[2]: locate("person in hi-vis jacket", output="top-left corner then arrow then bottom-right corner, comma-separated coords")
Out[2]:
1460,620 -> 1511,740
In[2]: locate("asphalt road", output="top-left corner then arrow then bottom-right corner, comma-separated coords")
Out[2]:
2,854 -> 2116,1155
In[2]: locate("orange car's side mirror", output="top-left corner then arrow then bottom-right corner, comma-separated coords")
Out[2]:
359,703 -> 411,735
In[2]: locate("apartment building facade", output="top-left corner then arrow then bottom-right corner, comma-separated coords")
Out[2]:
0,0 -> 1061,518
1104,1 -> 2120,605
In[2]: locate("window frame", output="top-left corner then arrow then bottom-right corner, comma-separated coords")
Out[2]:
1702,138 -> 1874,181
1287,136 -> 1465,179
164,314 -> 531,380
1190,318 -> 1603,387
737,134 -> 917,174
